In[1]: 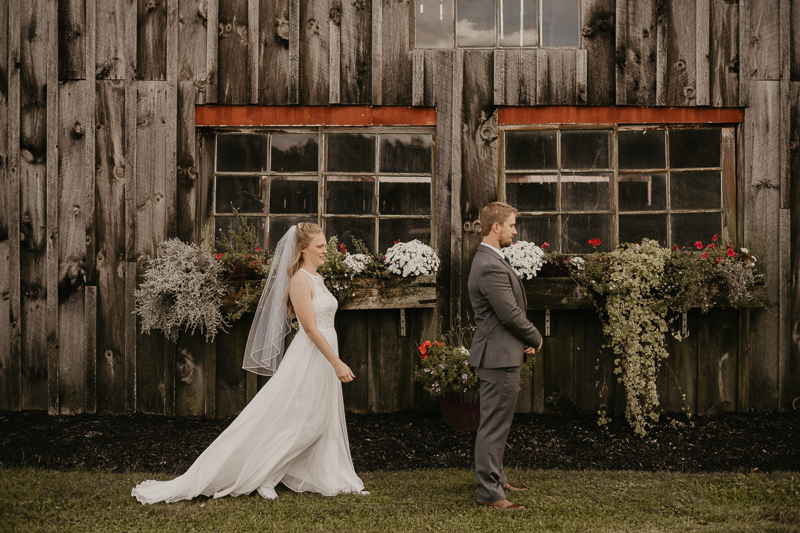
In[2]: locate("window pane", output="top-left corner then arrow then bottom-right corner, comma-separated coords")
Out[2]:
506,174 -> 557,212
618,172 -> 667,211
541,0 -> 580,47
327,134 -> 376,173
271,133 -> 318,173
269,176 -> 318,214
379,177 -> 432,215
215,215 -> 266,251
217,134 -> 269,172
561,214 -> 612,253
671,213 -> 722,249
669,129 -> 721,168
456,0 -> 495,47
516,215 -> 559,249
561,173 -> 612,211
505,130 -> 558,170
325,176 -> 375,215
326,217 -> 376,254
379,218 -> 432,253
415,0 -> 455,48
670,171 -> 722,210
267,216 -> 317,252
618,130 -> 666,169
561,130 -> 611,169
619,214 -> 668,246
379,134 -> 433,173
499,0 -> 537,47
215,176 -> 265,214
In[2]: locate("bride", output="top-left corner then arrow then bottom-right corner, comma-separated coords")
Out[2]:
132,223 -> 366,504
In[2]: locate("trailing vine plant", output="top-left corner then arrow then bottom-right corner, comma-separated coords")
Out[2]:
576,239 -> 678,437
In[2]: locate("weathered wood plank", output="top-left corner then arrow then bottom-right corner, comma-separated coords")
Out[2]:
781,0 -> 791,211
197,130 -> 216,248
664,0 -> 697,106
536,50 -> 577,105
706,308 -> 740,413
95,80 -> 127,413
214,315 -> 249,416
178,0 -> 208,81
341,276 -> 436,309
450,49 -> 464,325
543,311 -> 575,413
664,311 -> 698,413
125,0 -> 139,415
571,310 -> 588,412
85,286 -> 97,412
175,331 -> 207,416
615,0 -> 628,105
493,49 -> 504,105
204,338 -> 216,417
339,311 -> 370,412
697,308 -> 710,415
370,0 -> 381,104
176,82 -> 199,243
299,0 -> 329,104
84,0 -> 97,294
340,0 -> 371,104
329,0 -> 341,104
19,0 -> 50,411
738,307 -> 750,410
165,0 -> 179,416
58,0 -> 86,80
739,0 -> 749,105
289,0 -> 299,103
576,49 -> 588,105
412,49 -> 424,106
462,50 -> 496,327
779,208 -> 791,409
0,0 -> 21,411
137,0 -> 167,80
531,310 -> 545,412
622,0 -> 657,106
381,0 -> 412,105
747,0 -> 780,81
206,0 -> 219,102
793,0 -> 800,81
582,0 -> 616,105
248,0 -> 259,103
789,81 -> 800,412
696,0 -> 710,106
503,49 -> 536,106
655,0 -> 668,105
744,81 -> 781,410
57,82 -> 90,414
96,0 -> 126,79
218,0 -> 249,103
258,0 -> 291,104
46,0 -> 59,415
375,310 -> 413,412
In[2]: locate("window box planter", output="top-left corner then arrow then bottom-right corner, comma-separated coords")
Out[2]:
523,276 -> 765,310
221,275 -> 437,314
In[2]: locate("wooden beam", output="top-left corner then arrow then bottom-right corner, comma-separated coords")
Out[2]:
258,0 -> 291,104
710,0 -> 740,107
696,0 -> 710,106
58,0 -> 86,80
96,0 -> 126,79
499,106 -> 744,125
581,0 -> 616,106
195,105 -> 436,126
299,0 -> 329,104
137,0 -> 167,80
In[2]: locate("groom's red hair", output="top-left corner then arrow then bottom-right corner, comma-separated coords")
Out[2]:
480,202 -> 517,236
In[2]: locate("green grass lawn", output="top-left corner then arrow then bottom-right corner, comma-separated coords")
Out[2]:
1,467 -> 797,533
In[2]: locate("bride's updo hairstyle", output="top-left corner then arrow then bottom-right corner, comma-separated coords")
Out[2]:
286,222 -> 323,316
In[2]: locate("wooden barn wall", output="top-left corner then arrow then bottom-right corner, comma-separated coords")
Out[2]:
0,0 -> 797,417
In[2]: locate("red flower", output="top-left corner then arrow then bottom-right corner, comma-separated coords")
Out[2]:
695,241 -> 703,249
425,340 -> 432,347
418,344 -> 427,355
216,253 -> 223,259
422,354 -> 427,359
712,233 -> 720,242
255,246 -> 260,252
394,241 -> 399,244
588,238 -> 601,247
717,257 -> 722,263
702,252 -> 708,259
338,243 -> 346,253
727,249 -> 737,257
541,242 -> 550,250
436,341 -> 442,346
674,244 -> 679,250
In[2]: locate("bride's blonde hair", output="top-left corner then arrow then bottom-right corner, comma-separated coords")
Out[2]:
286,222 -> 323,316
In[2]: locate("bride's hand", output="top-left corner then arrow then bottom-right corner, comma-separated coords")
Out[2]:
334,361 -> 356,383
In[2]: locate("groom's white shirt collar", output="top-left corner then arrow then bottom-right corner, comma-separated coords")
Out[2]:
480,242 -> 506,261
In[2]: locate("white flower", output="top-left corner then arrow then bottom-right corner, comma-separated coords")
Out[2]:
572,256 -> 586,271
344,253 -> 371,277
500,241 -> 546,280
741,248 -> 749,253
384,240 -> 440,277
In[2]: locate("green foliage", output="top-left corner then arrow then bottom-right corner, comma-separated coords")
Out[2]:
317,235 -> 353,304
134,239 -> 228,342
350,237 -> 391,279
415,324 -> 535,399
213,209 -> 271,322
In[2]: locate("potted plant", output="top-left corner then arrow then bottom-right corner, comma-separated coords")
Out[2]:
416,325 -> 534,431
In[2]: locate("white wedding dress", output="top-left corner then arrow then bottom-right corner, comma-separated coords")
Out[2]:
132,270 -> 366,504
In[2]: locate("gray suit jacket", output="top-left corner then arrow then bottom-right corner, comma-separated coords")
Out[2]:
468,245 -> 543,369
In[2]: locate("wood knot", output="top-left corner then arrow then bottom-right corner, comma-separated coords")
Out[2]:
463,220 -> 482,234
113,164 -> 125,180
582,26 -> 593,37
751,34 -> 759,46
72,122 -> 85,139
675,60 -> 686,71
277,17 -> 290,41
683,86 -> 695,98
145,0 -> 159,9
789,141 -> 799,152
642,29 -> 649,38
105,349 -> 114,359
197,0 -> 208,21
307,18 -> 320,35
72,205 -> 80,215
330,7 -> 341,25
580,91 -> 587,102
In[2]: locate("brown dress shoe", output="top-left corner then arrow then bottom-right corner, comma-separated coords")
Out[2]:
477,498 -> 526,511
502,482 -> 527,492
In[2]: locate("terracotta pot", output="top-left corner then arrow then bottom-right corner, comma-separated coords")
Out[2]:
439,393 -> 480,432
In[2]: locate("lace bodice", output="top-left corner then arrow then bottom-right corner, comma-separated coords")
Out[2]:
297,270 -> 338,331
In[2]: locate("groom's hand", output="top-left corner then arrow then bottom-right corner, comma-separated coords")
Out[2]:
524,342 -> 542,355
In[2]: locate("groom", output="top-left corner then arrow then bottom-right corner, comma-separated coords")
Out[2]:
468,202 -> 543,511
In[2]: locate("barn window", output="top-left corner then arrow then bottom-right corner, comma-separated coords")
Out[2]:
501,125 -> 736,254
213,129 -> 435,254
414,0 -> 580,49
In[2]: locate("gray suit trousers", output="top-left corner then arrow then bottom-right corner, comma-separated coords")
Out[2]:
474,366 -> 521,503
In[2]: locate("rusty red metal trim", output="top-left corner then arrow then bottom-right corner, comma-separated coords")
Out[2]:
499,106 -> 745,125
195,106 -> 436,127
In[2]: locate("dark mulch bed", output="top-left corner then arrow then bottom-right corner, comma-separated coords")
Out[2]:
1,410 -> 798,475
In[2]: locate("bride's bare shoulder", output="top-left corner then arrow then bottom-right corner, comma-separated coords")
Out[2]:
289,270 -> 314,298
